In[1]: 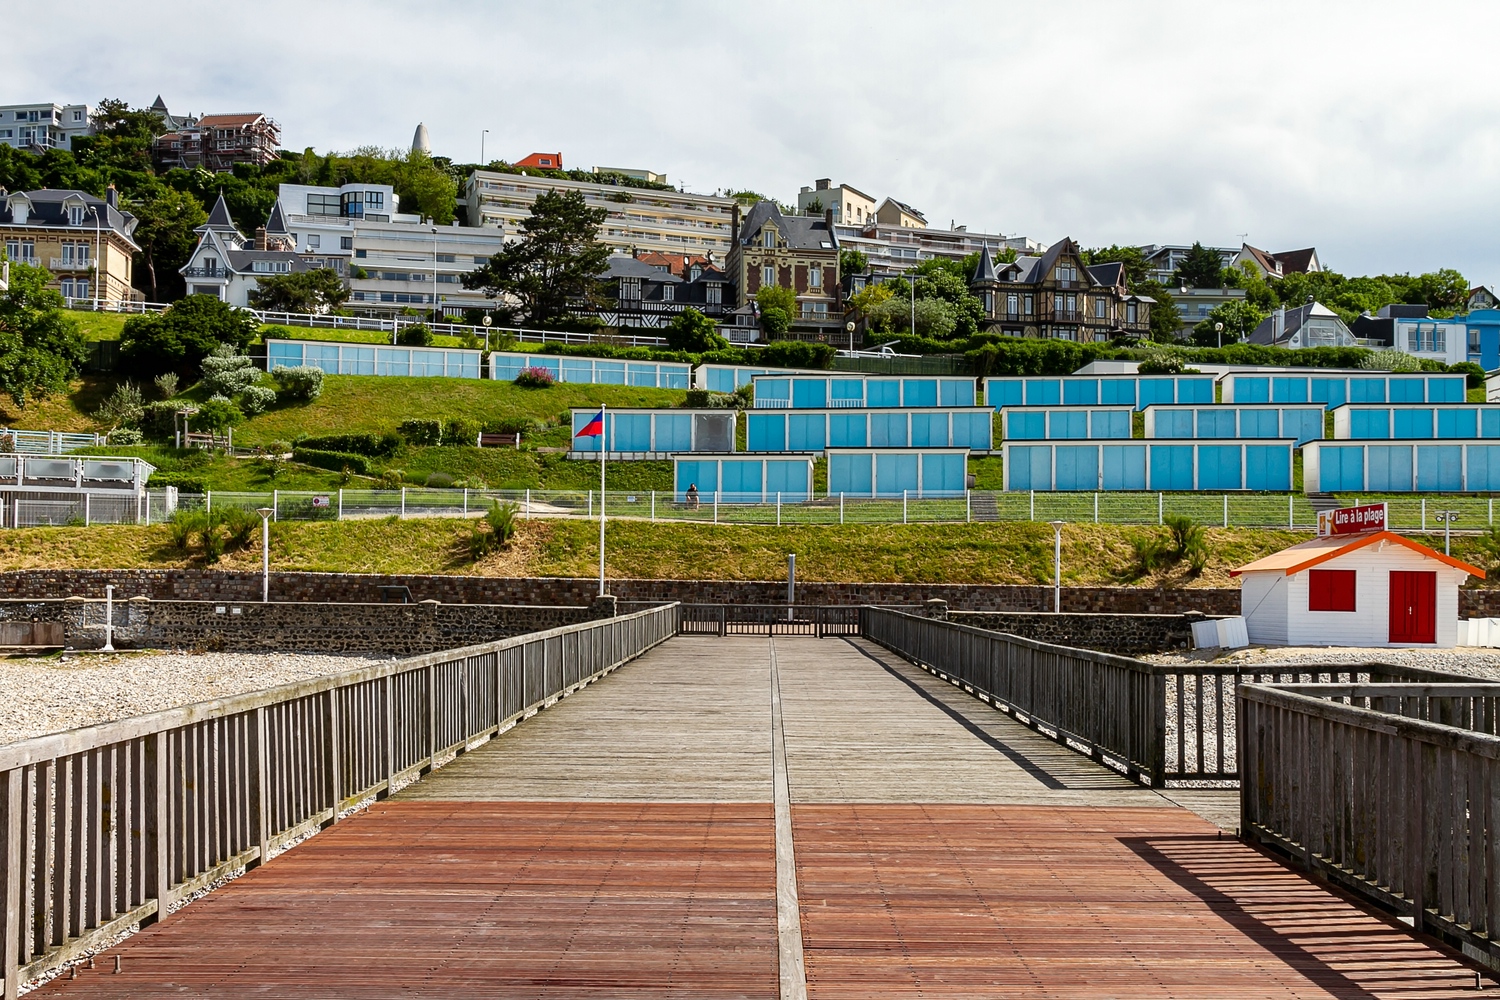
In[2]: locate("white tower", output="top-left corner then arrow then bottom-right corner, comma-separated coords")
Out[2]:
411,122 -> 431,155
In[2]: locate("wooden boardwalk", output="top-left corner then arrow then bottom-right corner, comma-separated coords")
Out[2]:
32,635 -> 1482,998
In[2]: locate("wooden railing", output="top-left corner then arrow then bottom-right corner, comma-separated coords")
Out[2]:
0,603 -> 679,997
859,607 -> 1463,785
678,604 -> 862,638
1239,681 -> 1500,973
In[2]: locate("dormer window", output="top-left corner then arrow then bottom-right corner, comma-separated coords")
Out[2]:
762,229 -> 776,248
67,204 -> 85,226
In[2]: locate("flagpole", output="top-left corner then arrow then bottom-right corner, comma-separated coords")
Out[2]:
598,403 -> 606,597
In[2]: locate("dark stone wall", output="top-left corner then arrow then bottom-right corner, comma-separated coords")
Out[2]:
948,611 -> 1207,655
0,598 -> 597,655
0,569 -> 1242,615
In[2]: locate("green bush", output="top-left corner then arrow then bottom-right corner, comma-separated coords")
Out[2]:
108,427 -> 143,446
1163,514 -> 1205,560
1450,361 -> 1487,388
663,308 -> 729,353
260,326 -> 293,340
239,384 -> 277,416
298,432 -> 400,456
425,472 -> 455,488
194,398 -> 244,432
272,365 -> 324,401
759,340 -> 836,369
147,470 -> 207,493
444,417 -> 479,446
139,401 -> 181,441
398,418 -> 443,446
119,295 -> 259,379
397,323 -> 434,346
292,446 -> 370,475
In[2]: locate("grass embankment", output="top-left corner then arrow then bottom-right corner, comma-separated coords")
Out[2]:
0,519 -> 1318,588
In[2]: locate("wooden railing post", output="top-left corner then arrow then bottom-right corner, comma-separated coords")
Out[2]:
250,709 -> 267,868
1150,674 -> 1167,788
3,768 -> 21,1000
425,664 -> 437,773
383,675 -> 395,796
324,690 -> 341,825
145,732 -> 168,926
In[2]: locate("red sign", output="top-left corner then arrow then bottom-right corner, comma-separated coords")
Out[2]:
1317,503 -> 1386,537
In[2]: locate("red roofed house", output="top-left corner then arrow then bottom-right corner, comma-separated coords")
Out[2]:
154,112 -> 281,172
514,152 -> 562,170
1231,531 -> 1483,648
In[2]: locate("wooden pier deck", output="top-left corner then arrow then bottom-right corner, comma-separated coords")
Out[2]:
32,635 -> 1481,998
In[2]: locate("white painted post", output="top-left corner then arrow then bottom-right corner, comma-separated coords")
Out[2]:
1289,493 -> 1294,530
1422,497 -> 1427,531
651,490 -> 656,521
840,492 -> 845,524
272,489 -> 279,522
101,584 -> 114,652
1094,492 -> 1099,524
206,491 -> 212,514
1158,492 -> 1164,525
83,492 -> 90,526
1491,497 -> 1494,526
337,489 -> 343,520
525,488 -> 531,520
777,491 -> 782,526
399,487 -> 405,519
463,488 -> 468,516
966,490 -> 971,523
1223,494 -> 1228,528
1029,490 -> 1035,520
713,491 -> 718,524
903,490 -> 908,524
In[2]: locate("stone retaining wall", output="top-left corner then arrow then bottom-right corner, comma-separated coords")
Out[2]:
947,611 -> 1207,655
0,599 -> 603,655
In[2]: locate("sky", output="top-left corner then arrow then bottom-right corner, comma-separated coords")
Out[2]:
10,1 -> 1500,284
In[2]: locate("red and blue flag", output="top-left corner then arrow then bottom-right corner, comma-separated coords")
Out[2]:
575,409 -> 605,438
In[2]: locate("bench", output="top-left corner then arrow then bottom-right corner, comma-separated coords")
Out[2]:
477,432 -> 521,449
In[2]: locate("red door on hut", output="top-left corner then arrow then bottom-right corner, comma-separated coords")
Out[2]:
1388,570 -> 1437,644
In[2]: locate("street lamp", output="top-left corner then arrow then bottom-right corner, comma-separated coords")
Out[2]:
256,507 -> 274,602
908,272 -> 915,339
1436,510 -> 1460,555
1214,321 -> 1224,349
1049,520 -> 1066,613
480,129 -> 489,166
845,320 -> 856,354
432,226 -> 440,323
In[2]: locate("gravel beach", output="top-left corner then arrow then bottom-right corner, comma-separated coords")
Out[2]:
1144,644 -> 1500,680
0,652 -> 383,746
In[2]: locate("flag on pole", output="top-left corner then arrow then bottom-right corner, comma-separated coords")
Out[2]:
576,409 -> 605,438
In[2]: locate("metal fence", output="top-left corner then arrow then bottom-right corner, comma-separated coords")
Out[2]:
0,430 -> 102,456
859,606 -> 1465,785
0,603 -> 679,996
1239,681 -> 1500,973
2,491 -> 177,529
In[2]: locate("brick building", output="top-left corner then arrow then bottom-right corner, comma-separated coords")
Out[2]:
723,202 -> 841,340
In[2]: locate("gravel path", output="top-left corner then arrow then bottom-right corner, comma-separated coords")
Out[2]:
0,652 -> 384,746
1145,645 -> 1500,680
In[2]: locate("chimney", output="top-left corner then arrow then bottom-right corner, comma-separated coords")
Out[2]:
731,203 -> 741,239
254,226 -> 267,251
1273,306 -> 1285,342
825,208 -> 834,229
106,184 -> 118,209
815,178 -> 830,191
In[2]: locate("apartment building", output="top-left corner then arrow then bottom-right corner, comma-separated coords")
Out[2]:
797,179 -> 875,226
155,112 -> 281,172
1138,243 -> 1238,285
1,188 -> 139,304
464,169 -> 737,258
839,221 -> 1040,290
0,103 -> 93,150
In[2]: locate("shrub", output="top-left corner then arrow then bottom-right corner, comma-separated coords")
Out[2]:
108,427 -> 143,446
194,398 -> 245,432
759,307 -> 791,337
147,470 -> 207,493
1360,348 -> 1421,373
298,432 -> 400,456
260,326 -> 293,340
663,308 -> 729,353
425,472 -> 455,488
483,416 -> 545,436
153,372 -> 179,399
1163,514 -> 1204,560
200,349 -> 263,398
118,295 -> 259,379
685,389 -> 710,408
238,384 -> 277,416
759,340 -> 835,369
397,418 -> 443,446
397,323 -> 434,346
1450,361 -> 1487,388
470,501 -> 519,559
444,417 -> 479,446
272,365 -> 324,401
292,447 -> 369,475
1130,534 -> 1168,575
140,401 -> 181,441
514,366 -> 555,388
95,381 -> 144,427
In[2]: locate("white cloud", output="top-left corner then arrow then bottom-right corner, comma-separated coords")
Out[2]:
10,0 -> 1500,283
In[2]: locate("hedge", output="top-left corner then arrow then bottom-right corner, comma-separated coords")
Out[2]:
291,447 -> 370,475
297,432 -> 401,456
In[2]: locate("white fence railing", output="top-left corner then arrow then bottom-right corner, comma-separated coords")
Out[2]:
0,429 -> 103,456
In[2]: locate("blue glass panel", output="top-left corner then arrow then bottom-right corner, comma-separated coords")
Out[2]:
1008,446 -> 1051,490
657,414 -> 691,452
349,347 -> 375,376
1284,409 -> 1323,446
376,348 -> 409,377
952,412 -> 992,449
1178,378 -> 1215,404
1436,409 -> 1476,439
610,414 -> 648,452
766,460 -> 809,501
1367,445 -> 1413,491
1483,409 -> 1500,439
791,378 -> 826,408
662,365 -> 691,390
870,412 -> 909,447
1239,409 -> 1278,438
1468,446 -> 1500,490
1101,445 -> 1146,490
985,379 -> 1023,409
911,412 -> 948,447
1054,445 -> 1098,491
829,379 -> 864,402
1062,379 -> 1099,406
1232,377 -> 1269,404
1389,377 -> 1425,403
875,453 -> 920,497
1310,377 -> 1346,408
788,413 -> 826,452
1428,376 -> 1465,403
829,413 -> 868,448
1417,444 -> 1463,491
1245,445 -> 1291,491
594,361 -> 626,385
560,359 -> 594,383
1008,411 -> 1046,440
722,459 -> 764,502
1156,410 -> 1193,438
1197,445 -> 1242,490
757,377 -> 791,402
267,342 -> 303,369
571,412 -> 601,452
1393,409 -> 1434,439
1349,378 -> 1386,403
1024,379 -> 1060,406
1148,445 -> 1195,491
306,344 -> 340,374
1197,409 -> 1236,438
1138,378 -> 1176,407
626,363 -> 657,387
705,368 -> 734,393
942,379 -> 976,406
921,453 -> 966,495
1350,410 -> 1390,439
1271,377 -> 1308,403
903,379 -> 938,407
1319,446 -> 1365,492
490,353 -> 525,380
747,413 -> 786,452
828,453 -> 872,496
867,379 -> 901,407
1099,378 -> 1137,406
675,460 -> 718,501
1091,410 -> 1130,439
1051,410 -> 1088,440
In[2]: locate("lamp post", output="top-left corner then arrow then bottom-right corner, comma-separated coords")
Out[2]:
432,225 -> 440,323
845,320 -> 855,354
1436,510 -> 1460,555
90,205 -> 102,310
480,129 -> 489,166
1049,520 -> 1066,613
909,272 -> 915,339
1214,320 -> 1224,349
256,507 -> 273,602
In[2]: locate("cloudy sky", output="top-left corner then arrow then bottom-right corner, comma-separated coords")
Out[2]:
11,1 -> 1499,283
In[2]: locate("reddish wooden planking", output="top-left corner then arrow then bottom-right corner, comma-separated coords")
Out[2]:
792,804 -> 1478,999
34,801 -> 777,999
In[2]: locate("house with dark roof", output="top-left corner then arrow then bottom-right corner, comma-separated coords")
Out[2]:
874,197 -> 926,229
178,193 -> 313,307
1234,242 -> 1323,280
968,239 -> 1151,341
1248,301 -> 1355,349
580,254 -> 733,330
154,112 -> 280,172
724,202 -> 841,340
0,187 -> 140,304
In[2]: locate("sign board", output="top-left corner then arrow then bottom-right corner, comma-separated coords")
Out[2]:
1317,502 -> 1386,537
312,496 -> 330,509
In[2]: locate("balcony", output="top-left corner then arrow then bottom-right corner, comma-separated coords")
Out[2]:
49,258 -> 92,271
182,267 -> 226,279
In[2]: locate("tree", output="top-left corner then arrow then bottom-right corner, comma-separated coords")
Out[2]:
1141,282 -> 1181,342
128,184 -> 206,301
395,150 -> 458,225
663,308 -> 728,352
119,294 -> 259,378
1173,242 -> 1226,289
760,308 -> 791,337
1190,299 -> 1267,347
755,284 -> 796,316
462,189 -> 609,328
247,268 -> 350,314
74,98 -> 165,175
839,247 -> 868,275
1083,245 -> 1151,289
0,261 -> 88,404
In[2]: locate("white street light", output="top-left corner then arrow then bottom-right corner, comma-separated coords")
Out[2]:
1436,510 -> 1460,555
101,584 -> 115,652
1214,320 -> 1224,349
256,507 -> 274,602
1049,520 -> 1066,613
